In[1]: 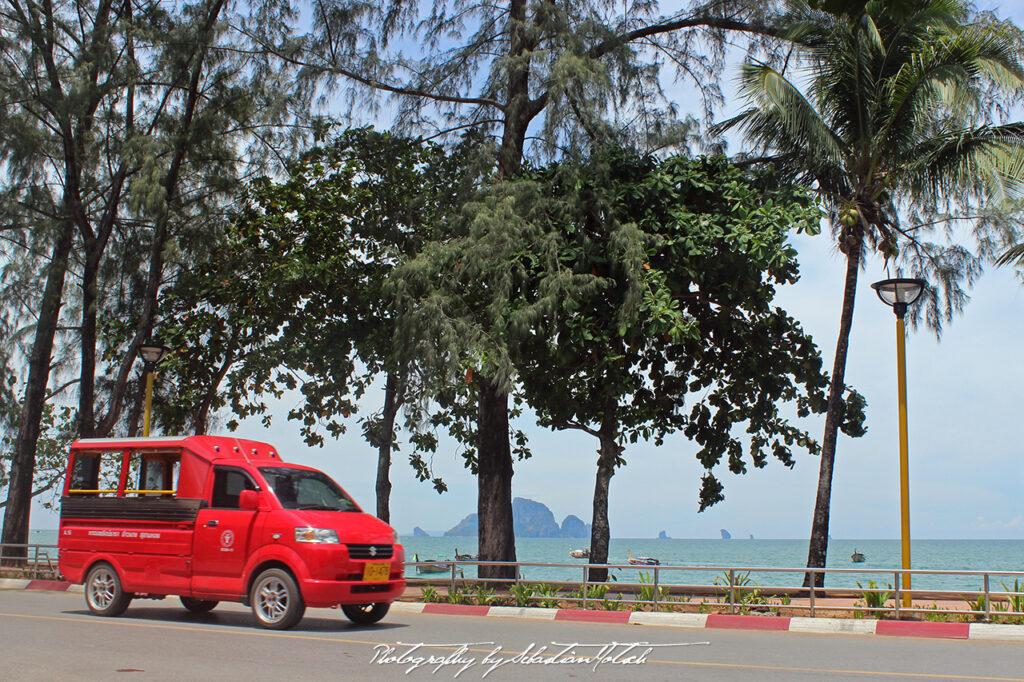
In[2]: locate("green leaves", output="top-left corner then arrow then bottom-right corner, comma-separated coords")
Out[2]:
512,148 -> 832,510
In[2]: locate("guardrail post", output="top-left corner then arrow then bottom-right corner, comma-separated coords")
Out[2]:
894,571 -> 901,619
984,574 -> 991,622
582,566 -> 589,610
729,569 -> 736,614
450,562 -> 457,592
32,546 -> 38,579
809,572 -> 816,617
653,567 -> 660,612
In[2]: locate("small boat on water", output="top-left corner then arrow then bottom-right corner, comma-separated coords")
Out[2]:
414,552 -> 452,573
851,549 -> 866,563
454,548 -> 478,561
627,549 -> 660,566
569,547 -> 590,559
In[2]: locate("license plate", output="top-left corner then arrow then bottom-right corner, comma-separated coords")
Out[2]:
362,562 -> 390,581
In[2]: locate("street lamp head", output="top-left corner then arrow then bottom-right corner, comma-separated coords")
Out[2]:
871,278 -> 926,318
139,342 -> 169,365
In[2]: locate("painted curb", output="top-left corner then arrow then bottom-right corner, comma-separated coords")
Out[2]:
387,602 -> 1024,642
7,580 -> 1024,642
789,616 -> 876,635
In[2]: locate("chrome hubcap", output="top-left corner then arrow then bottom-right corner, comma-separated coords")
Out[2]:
88,569 -> 115,609
256,578 -> 289,622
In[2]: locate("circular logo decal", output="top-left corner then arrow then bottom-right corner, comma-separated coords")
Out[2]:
220,529 -> 235,548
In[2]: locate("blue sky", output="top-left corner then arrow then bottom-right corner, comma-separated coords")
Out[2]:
24,1 -> 1024,540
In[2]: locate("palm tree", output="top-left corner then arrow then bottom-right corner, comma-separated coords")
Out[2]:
716,0 -> 1024,586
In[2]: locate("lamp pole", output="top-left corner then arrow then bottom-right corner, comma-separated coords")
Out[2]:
138,342 -> 169,437
871,278 -> 926,610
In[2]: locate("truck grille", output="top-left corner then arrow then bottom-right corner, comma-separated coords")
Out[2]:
347,544 -> 393,559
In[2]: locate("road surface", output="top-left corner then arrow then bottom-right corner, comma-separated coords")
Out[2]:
1,590 -> 1022,680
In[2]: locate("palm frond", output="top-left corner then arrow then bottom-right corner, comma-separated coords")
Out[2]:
904,123 -> 1024,205
726,60 -> 846,171
995,242 -> 1024,266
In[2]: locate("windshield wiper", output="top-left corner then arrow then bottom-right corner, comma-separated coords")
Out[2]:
295,504 -> 341,511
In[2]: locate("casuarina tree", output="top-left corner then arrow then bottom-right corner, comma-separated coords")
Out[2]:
270,0 -> 792,579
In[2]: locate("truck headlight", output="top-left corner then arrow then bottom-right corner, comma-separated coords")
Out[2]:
392,529 -> 399,544
295,527 -> 340,544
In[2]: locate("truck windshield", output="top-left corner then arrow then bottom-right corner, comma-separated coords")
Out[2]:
259,467 -> 359,511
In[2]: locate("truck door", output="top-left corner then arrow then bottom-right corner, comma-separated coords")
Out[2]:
192,466 -> 259,597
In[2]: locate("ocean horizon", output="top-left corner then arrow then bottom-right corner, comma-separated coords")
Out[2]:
26,530 -> 1024,592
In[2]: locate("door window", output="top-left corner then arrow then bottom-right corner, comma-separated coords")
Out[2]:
210,468 -> 256,508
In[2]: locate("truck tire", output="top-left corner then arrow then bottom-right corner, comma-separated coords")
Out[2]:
250,568 -> 305,629
342,602 -> 390,625
180,596 -> 219,613
84,562 -> 133,617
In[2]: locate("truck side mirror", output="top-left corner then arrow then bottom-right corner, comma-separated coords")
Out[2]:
239,489 -> 259,511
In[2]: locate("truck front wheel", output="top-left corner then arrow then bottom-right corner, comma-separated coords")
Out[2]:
342,602 -> 390,625
84,563 -> 133,617
250,568 -> 305,629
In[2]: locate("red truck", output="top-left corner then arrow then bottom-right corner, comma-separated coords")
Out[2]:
57,435 -> 405,629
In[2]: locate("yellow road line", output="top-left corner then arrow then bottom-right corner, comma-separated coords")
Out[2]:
1,611 -> 1021,681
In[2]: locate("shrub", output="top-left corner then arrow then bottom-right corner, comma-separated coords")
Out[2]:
856,580 -> 891,613
446,586 -> 467,605
534,583 -> 560,608
509,583 -> 534,607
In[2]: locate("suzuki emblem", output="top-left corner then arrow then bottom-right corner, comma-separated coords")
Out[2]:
369,546 -> 377,557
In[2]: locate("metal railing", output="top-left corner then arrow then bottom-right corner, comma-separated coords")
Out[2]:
0,543 -> 60,580
407,559 -> 1024,622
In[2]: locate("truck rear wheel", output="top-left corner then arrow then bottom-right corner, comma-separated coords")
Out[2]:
180,596 -> 218,613
342,602 -> 390,625
85,563 -> 132,617
250,568 -> 305,629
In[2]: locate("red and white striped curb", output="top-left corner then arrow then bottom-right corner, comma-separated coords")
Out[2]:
388,602 -> 1024,642
0,578 -> 83,593
4,581 -> 1022,641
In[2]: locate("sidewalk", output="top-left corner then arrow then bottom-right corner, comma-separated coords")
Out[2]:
6,579 -> 1022,641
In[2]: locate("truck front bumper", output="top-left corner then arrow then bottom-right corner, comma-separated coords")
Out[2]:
299,577 -> 406,607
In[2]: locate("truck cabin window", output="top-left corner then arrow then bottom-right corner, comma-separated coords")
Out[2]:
211,468 -> 257,509
69,454 -> 100,494
259,467 -> 357,512
68,451 -> 122,496
126,451 -> 181,496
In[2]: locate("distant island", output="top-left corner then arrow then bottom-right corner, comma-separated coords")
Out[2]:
413,527 -> 430,537
658,530 -> 670,539
444,498 -> 591,538
720,529 -> 731,539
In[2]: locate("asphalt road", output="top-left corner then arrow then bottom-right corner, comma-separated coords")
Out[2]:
2,590 -> 1023,681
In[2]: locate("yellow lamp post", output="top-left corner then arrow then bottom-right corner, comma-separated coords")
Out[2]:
138,342 -> 169,437
871,277 -> 926,609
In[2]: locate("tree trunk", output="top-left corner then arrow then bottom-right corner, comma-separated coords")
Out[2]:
1,222 -> 75,562
77,251 -> 101,437
375,372 -> 401,522
586,394 -> 621,583
476,381 -> 516,581
804,235 -> 862,588
588,433 -> 621,583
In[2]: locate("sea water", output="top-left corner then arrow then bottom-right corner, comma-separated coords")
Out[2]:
28,529 -> 1024,592
403,536 -> 1024,592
